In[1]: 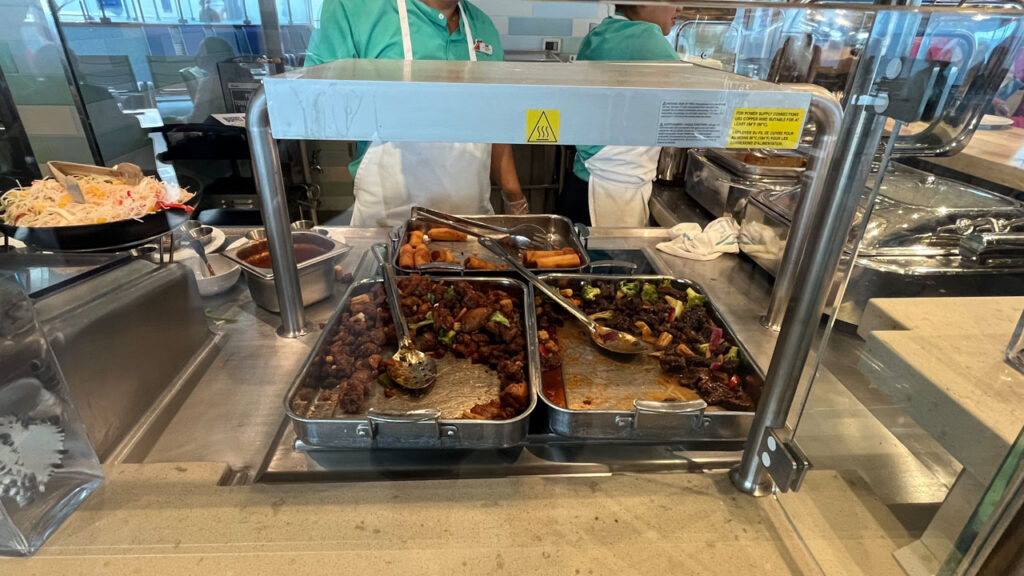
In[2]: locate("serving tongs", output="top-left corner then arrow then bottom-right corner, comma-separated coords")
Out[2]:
47,161 -> 145,205
411,206 -> 554,251
371,244 -> 438,391
475,236 -> 651,356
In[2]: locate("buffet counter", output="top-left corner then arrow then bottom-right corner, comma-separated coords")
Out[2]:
0,224 -> 940,574
919,126 -> 1024,193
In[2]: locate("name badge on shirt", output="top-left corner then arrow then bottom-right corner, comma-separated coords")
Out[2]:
473,40 -> 493,56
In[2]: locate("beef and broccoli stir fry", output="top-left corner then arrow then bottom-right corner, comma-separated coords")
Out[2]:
291,276 -> 530,420
536,279 -> 761,412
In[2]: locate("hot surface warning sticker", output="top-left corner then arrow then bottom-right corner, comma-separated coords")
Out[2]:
526,109 -> 560,144
726,108 -> 806,149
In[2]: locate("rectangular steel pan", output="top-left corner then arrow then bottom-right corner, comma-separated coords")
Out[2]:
391,214 -> 590,275
284,276 -> 539,449
536,274 -> 765,442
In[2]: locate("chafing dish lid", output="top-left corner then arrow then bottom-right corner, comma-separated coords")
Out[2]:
757,163 -> 1024,257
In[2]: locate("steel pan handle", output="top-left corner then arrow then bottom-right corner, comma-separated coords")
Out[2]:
625,399 -> 710,431
366,408 -> 442,423
633,399 -> 708,414
360,408 -> 445,441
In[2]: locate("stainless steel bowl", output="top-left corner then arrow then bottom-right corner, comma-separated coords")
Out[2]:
244,229 -> 266,242
175,221 -> 215,246
223,231 -> 351,312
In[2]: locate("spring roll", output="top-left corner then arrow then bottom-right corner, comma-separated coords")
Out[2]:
430,248 -> 456,263
464,256 -> 507,270
398,244 -> 415,268
534,253 -> 581,269
408,230 -> 425,247
413,245 -> 431,268
525,247 -> 576,267
428,227 -> 469,242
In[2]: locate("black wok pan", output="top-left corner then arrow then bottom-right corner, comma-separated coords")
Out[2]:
0,192 -> 200,252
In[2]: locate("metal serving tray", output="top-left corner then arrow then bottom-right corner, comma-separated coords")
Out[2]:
535,274 -> 764,442
685,150 -> 799,220
740,194 -> 1024,325
758,164 -> 1024,259
390,214 -> 590,275
706,148 -> 807,178
284,276 -> 540,449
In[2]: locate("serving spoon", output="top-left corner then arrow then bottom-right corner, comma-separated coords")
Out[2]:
476,236 -> 651,356
371,244 -> 438,391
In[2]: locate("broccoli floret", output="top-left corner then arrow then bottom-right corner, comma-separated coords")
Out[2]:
489,311 -> 510,327
588,310 -> 616,321
410,311 -> 434,330
697,343 -> 710,356
660,278 -> 673,288
725,346 -> 739,362
582,283 -> 601,301
641,283 -> 659,305
686,287 -> 707,308
444,286 -> 456,300
619,281 -> 639,296
439,329 -> 457,347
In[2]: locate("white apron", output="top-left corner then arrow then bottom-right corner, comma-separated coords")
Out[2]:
585,145 -> 661,227
582,12 -> 661,228
350,0 -> 493,227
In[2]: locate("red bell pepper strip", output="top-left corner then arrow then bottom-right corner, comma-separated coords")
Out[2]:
156,201 -> 194,212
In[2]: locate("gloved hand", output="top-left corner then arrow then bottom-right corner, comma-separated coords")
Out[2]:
502,190 -> 530,215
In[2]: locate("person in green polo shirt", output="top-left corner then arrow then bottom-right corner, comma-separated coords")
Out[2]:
555,4 -> 680,227
307,0 -> 526,227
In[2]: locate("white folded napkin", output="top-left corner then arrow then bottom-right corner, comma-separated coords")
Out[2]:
656,217 -> 740,261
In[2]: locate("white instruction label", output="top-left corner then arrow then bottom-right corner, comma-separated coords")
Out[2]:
656,100 -> 727,147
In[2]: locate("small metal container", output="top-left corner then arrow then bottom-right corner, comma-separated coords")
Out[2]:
391,214 -> 590,275
535,274 -> 764,442
684,150 -> 800,219
705,148 -> 807,178
223,231 -> 350,312
283,277 -> 539,449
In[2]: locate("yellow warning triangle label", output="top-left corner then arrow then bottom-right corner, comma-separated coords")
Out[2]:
526,109 -> 560,144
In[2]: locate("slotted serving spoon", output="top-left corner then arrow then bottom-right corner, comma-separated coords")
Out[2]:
476,236 -> 651,356
371,244 -> 438,391
411,206 -> 554,251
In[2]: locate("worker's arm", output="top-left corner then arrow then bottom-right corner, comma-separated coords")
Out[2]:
491,143 -> 528,214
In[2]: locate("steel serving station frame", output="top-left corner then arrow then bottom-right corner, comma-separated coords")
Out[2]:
241,3 -> 1024,521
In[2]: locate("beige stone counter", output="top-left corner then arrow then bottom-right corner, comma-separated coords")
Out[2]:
919,126 -> 1024,191
0,463 -> 832,575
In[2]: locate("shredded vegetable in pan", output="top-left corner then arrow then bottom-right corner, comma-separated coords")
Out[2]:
0,176 -> 193,227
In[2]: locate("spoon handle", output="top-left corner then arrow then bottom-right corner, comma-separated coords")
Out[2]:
371,244 -> 412,343
476,237 -> 597,331
412,206 -> 508,236
185,236 -> 213,278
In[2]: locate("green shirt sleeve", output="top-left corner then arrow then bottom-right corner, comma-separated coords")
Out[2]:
306,0 -> 357,66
